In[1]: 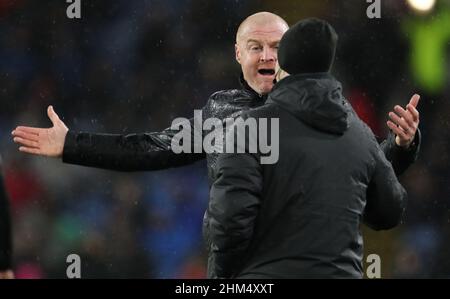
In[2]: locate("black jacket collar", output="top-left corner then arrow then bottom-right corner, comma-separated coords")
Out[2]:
267,72 -> 349,135
239,73 -> 268,102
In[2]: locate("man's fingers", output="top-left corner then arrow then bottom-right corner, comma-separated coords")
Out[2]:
387,121 -> 409,140
13,126 -> 42,136
393,106 -> 416,128
389,110 -> 411,131
19,146 -> 41,155
47,105 -> 60,126
12,130 -> 40,142
13,136 -> 39,148
387,95 -> 420,147
409,94 -> 420,108
406,104 -> 420,122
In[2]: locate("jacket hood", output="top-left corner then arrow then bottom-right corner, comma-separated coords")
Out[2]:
267,73 -> 350,134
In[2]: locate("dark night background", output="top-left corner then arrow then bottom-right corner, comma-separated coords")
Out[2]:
0,0 -> 449,278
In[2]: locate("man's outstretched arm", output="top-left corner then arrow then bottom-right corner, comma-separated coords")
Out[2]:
380,94 -> 421,176
12,106 -> 204,171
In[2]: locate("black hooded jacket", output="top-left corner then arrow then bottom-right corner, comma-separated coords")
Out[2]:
208,73 -> 408,278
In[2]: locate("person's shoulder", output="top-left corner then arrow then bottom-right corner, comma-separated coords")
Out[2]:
208,89 -> 249,103
203,88 -> 251,115
348,112 -> 384,161
351,112 -> 379,143
245,102 -> 279,119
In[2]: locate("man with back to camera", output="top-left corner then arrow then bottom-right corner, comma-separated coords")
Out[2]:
208,18 -> 408,278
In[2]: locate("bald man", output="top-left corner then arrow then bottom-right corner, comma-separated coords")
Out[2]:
13,12 -> 420,278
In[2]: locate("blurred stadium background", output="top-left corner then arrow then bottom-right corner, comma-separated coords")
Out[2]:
0,0 -> 449,278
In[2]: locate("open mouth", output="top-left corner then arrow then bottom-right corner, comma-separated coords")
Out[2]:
258,69 -> 275,76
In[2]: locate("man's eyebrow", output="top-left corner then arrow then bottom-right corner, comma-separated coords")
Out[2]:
245,39 -> 280,46
246,39 -> 262,44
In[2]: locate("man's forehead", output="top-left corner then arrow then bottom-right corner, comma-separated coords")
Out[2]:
239,27 -> 285,43
244,36 -> 282,45
237,20 -> 287,43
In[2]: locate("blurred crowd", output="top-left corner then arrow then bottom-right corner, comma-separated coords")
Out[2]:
0,0 -> 449,278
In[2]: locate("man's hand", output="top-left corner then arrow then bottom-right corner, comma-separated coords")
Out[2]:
0,270 -> 14,279
387,94 -> 420,148
12,106 -> 69,158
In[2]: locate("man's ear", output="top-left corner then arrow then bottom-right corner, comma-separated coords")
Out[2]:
235,44 -> 241,64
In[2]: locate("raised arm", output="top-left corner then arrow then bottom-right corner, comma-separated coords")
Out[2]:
380,94 -> 421,176
12,106 -> 205,171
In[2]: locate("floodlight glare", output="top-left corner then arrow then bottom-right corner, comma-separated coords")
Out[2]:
407,0 -> 436,12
